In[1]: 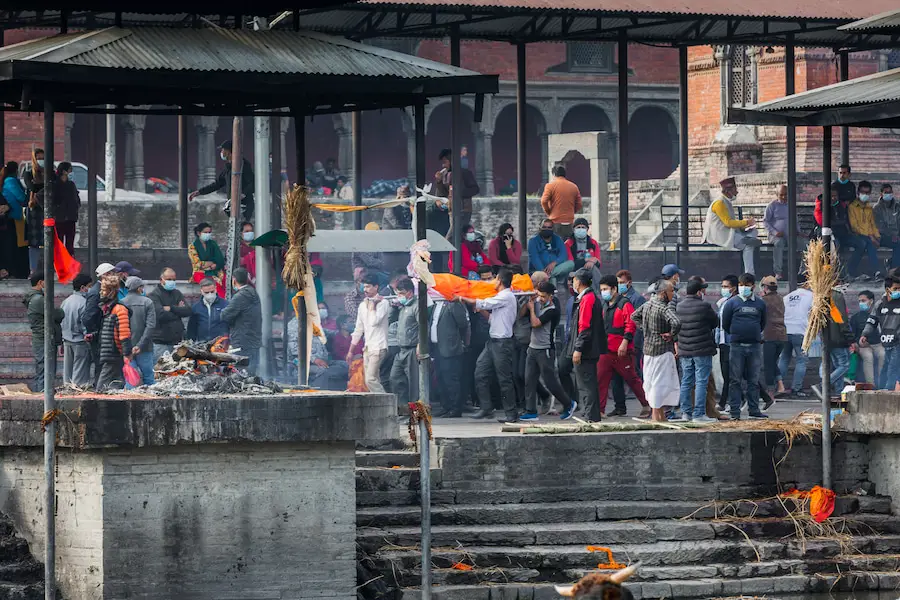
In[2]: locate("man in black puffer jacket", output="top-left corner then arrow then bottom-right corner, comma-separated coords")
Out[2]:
675,276 -> 719,422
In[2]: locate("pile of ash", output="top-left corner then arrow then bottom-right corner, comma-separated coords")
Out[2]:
145,371 -> 283,396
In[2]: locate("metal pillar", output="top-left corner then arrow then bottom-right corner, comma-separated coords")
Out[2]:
42,100 -> 56,600
105,111 -> 116,201
821,125 -> 833,490
178,115 -> 189,249
414,100 -> 432,600
786,38 -> 798,290
294,116 -> 308,386
226,117 -> 242,299
618,33 -> 630,269
352,111 -> 363,230
678,46 -> 689,253
516,42 -> 527,249
450,28 -> 462,274
839,52 -> 850,167
255,116 -> 273,380
87,114 -> 99,272
271,116 -> 288,379
0,30 -> 4,166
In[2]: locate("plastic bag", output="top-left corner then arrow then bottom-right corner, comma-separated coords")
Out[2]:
123,358 -> 141,388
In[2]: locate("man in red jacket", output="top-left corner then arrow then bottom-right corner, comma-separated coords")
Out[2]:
596,274 -> 650,418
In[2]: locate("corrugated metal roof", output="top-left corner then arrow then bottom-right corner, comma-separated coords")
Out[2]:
0,27 -> 484,79
291,0 -> 900,46
838,9 -> 900,31
750,67 -> 900,112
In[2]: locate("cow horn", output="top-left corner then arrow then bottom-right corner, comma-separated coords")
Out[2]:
554,585 -> 576,597
609,562 -> 641,584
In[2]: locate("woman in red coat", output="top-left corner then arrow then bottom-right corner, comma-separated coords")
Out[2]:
449,224 -> 488,279
487,222 -> 523,273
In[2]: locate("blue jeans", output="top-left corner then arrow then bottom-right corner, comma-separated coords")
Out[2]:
819,347 -> 850,392
729,343 -> 762,418
679,356 -> 713,418
847,234 -> 878,276
778,334 -> 809,391
126,350 -> 155,388
880,346 -> 900,391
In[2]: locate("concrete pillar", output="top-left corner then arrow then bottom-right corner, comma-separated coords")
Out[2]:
280,118 -> 289,185
122,114 -> 146,192
334,113 -> 352,182
482,132 -> 495,196
105,112 -> 116,200
63,114 -> 74,160
590,156 -> 610,242
402,109 -> 416,184
196,116 -> 220,188
539,133 -> 550,186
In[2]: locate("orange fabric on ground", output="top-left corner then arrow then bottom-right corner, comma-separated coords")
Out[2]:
781,486 -> 836,523
431,273 -> 534,300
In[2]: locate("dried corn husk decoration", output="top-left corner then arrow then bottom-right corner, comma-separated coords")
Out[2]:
802,238 -> 840,353
282,184 -> 314,291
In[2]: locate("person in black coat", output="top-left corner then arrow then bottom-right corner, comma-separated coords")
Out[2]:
674,276 -> 719,422
189,140 -> 255,220
54,162 -> 80,254
566,268 -> 607,422
430,298 -> 470,418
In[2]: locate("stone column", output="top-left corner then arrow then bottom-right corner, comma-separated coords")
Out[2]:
482,131 -> 495,196
63,114 -> 74,160
333,113 -> 352,183
195,116 -> 219,188
122,114 -> 146,192
539,133 -> 550,185
280,118 -> 289,184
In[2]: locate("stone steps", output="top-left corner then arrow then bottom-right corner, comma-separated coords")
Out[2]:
373,535 -> 900,571
358,514 -> 900,549
356,450 -> 421,469
0,582 -> 43,600
398,570 -> 900,600
356,467 -> 443,493
356,496 -> 891,528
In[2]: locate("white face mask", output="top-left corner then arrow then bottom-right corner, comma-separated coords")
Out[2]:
860,194 -> 870,203
319,308 -> 329,319
200,232 -> 212,242
465,232 -> 476,242
203,292 -> 218,303
242,231 -> 255,242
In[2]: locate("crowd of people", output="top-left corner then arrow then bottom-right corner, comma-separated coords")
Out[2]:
28,261 -> 263,392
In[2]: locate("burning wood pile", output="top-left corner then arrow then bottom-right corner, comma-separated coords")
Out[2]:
148,336 -> 283,396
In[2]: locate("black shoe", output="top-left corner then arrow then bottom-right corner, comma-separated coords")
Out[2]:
499,412 -> 519,423
606,408 -> 626,417
763,396 -> 775,411
472,409 -> 495,420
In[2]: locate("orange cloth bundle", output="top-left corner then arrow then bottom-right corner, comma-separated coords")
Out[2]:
781,486 -> 836,522
430,273 -> 534,300
347,358 -> 367,392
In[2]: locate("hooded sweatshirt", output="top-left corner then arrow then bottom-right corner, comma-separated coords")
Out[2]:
24,288 -> 63,345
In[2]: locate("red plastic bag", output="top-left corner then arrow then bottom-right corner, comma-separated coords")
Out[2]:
123,358 -> 141,387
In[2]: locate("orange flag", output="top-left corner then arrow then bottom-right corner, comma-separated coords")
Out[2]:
52,231 -> 80,285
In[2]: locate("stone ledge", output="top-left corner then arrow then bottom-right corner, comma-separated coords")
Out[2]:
0,392 -> 397,449
836,391 -> 900,435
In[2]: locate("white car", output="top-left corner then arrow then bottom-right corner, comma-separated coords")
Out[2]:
18,161 -> 166,202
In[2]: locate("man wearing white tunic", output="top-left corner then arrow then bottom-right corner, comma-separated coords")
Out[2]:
631,279 -> 681,422
702,177 -> 762,275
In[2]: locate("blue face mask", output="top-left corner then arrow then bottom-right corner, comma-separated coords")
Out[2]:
618,283 -> 628,294
859,302 -> 870,312
600,290 -> 612,302
891,291 -> 900,301
721,288 -> 732,299
738,285 -> 752,299
574,228 -> 588,240
162,280 -> 176,292
200,232 -> 212,242
838,177 -> 849,184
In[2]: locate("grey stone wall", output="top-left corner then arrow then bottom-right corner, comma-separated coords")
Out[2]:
435,432 -> 870,501
868,438 -> 900,515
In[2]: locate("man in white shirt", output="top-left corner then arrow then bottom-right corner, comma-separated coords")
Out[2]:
347,273 -> 390,393
778,283 -> 814,397
455,268 -> 519,423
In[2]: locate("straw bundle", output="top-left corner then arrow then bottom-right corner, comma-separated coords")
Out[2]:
802,239 -> 840,353
282,184 -> 314,290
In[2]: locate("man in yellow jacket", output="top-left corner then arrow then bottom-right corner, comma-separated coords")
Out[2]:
702,177 -> 761,275
847,180 -> 881,281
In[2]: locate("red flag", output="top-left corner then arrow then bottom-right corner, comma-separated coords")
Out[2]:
52,231 -> 81,284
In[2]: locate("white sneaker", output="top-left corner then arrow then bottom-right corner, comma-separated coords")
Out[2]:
694,415 -> 717,423
680,414 -> 692,422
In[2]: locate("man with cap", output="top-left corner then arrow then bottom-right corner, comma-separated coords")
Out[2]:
703,177 -> 762,275
189,140 -> 256,220
114,261 -> 139,301
121,275 -> 156,386
649,264 -> 684,309
82,262 -> 119,387
675,276 -> 719,422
